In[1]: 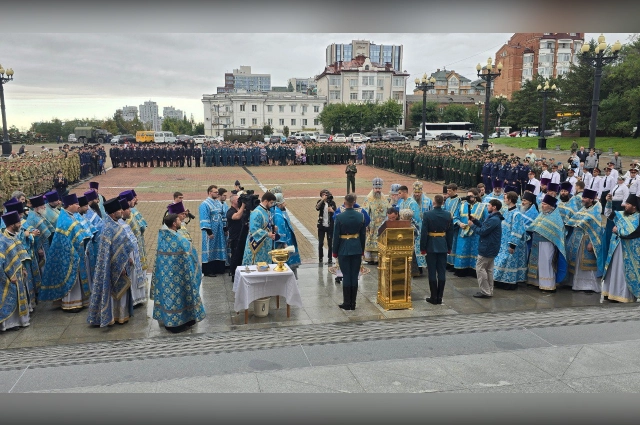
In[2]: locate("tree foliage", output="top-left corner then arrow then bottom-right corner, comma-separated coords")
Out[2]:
317,100 -> 404,134
509,75 -> 561,132
409,101 -> 439,128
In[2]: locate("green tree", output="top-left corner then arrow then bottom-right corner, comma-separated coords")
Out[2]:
509,75 -> 561,133
262,124 -> 274,135
409,101 -> 439,128
287,82 -> 294,92
193,122 -> 205,135
283,126 -> 290,137
375,99 -> 404,129
441,104 -> 469,123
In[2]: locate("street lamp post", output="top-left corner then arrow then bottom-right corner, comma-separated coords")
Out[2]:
581,34 -> 621,151
495,94 -> 506,138
0,64 -> 16,157
414,74 -> 436,148
476,57 -> 503,150
536,81 -> 557,150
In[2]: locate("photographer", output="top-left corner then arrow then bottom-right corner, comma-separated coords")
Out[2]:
316,189 -> 337,265
230,189 -> 260,276
226,193 -> 246,279
53,170 -> 69,198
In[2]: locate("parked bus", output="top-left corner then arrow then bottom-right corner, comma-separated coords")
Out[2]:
136,131 -> 155,143
223,128 -> 264,144
423,122 -> 474,138
154,131 -> 176,144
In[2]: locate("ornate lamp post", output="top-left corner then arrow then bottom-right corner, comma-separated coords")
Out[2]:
476,57 -> 502,150
414,73 -> 436,147
0,64 -> 15,157
536,81 -> 556,150
581,34 -> 621,150
495,94 -> 506,138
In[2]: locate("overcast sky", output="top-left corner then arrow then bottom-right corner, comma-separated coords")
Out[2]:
0,33 -> 634,131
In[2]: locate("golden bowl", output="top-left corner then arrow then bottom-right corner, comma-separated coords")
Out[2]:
268,249 -> 290,272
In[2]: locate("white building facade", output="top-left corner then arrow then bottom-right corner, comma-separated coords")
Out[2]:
139,100 -> 161,131
202,91 -> 327,137
163,106 -> 185,121
315,57 -> 408,129
121,106 -> 138,122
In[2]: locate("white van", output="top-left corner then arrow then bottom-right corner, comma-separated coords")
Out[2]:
154,131 -> 176,144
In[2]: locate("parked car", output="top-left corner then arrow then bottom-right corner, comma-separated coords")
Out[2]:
350,133 -> 363,143
301,135 -> 312,143
414,131 -> 437,141
67,134 -> 77,143
464,132 -> 484,140
119,134 -> 136,144
317,134 -> 330,142
269,136 -> 281,143
527,131 -> 538,137
438,132 -> 458,141
334,133 -> 347,143
368,133 -> 383,142
110,135 -> 121,145
192,135 -> 207,144
382,130 -> 407,142
286,136 -> 297,143
508,131 -> 520,137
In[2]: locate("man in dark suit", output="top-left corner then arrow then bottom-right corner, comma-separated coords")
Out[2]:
332,193 -> 367,310
420,194 -> 453,305
194,144 -> 202,167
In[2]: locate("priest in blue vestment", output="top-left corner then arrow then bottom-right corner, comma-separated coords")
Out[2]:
273,193 -> 301,278
150,213 -> 205,333
452,188 -> 488,276
0,212 -> 31,331
397,185 -> 426,275
493,190 -> 529,289
444,184 -> 462,269
117,199 -> 147,306
199,185 -> 227,276
242,191 -> 279,265
39,193 -> 92,311
88,181 -> 107,218
43,190 -> 61,228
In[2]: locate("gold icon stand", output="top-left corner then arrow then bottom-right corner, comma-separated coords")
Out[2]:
376,220 -> 414,310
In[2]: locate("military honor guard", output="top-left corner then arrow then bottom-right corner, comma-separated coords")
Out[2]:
420,194 -> 453,305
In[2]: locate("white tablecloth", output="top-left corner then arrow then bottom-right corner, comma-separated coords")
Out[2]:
233,264 -> 303,312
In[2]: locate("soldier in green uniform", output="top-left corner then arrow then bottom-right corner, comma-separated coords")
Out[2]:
332,193 -> 367,310
345,159 -> 357,194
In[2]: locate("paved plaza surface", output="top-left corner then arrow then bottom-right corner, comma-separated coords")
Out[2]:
2,141 -> 639,392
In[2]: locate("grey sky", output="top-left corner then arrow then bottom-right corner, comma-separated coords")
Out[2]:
0,33 -> 633,131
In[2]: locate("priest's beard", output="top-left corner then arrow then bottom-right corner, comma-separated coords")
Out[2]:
374,192 -> 382,199
520,205 -> 529,213
624,210 -> 636,216
560,194 -> 571,202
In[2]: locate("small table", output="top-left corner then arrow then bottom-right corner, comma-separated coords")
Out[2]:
233,264 -> 303,324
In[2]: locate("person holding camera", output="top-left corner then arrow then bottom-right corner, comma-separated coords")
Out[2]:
53,170 -> 69,198
316,189 -> 337,265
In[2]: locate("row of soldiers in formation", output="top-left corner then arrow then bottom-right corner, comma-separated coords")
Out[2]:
0,151 -> 81,206
0,183 -> 158,331
108,141 -> 367,168
78,145 -> 107,178
360,176 -> 640,306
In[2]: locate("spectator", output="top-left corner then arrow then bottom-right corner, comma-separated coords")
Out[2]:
468,199 -> 504,298
53,170 -> 69,198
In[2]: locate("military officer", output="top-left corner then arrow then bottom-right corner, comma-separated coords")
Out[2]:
332,193 -> 367,311
420,194 -> 454,305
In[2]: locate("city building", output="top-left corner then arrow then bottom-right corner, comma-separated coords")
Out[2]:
315,55 -> 409,129
139,100 -> 161,131
163,106 -> 184,121
201,90 -> 327,137
121,106 -> 138,122
326,40 -> 403,72
413,69 -> 476,96
216,66 -> 271,94
288,77 -> 317,94
493,33 -> 585,99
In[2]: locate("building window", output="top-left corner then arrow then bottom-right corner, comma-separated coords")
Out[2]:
350,93 -> 358,100
558,53 -> 571,62
291,119 -> 296,126
252,118 -> 257,125
268,118 -> 273,125
302,106 -> 307,113
279,119 -> 285,125
329,76 -> 341,86
314,119 -> 319,126
330,90 -> 341,100
267,105 -> 273,112
240,118 -> 246,125
240,104 -> 245,112
570,33 -> 576,36
314,105 -> 320,112
393,91 -> 403,100
378,78 -> 384,87
279,105 -> 285,113
376,93 -> 383,101
362,90 -> 374,100
350,79 -> 358,89
523,54 -> 534,64
362,76 -> 375,86
522,68 -> 533,77
393,77 -> 404,87
302,119 -> 308,126
251,105 -> 257,112
448,76 -> 459,87
290,105 -> 296,113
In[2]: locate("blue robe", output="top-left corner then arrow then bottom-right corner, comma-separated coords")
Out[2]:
527,208 -> 567,284
87,215 -> 142,327
242,205 -> 275,265
565,202 -> 605,278
603,211 -> 640,298
39,210 -> 91,302
397,197 -> 426,267
15,221 -> 40,303
44,204 -> 60,227
24,209 -> 54,261
452,201 -> 488,269
126,213 -> 147,271
445,195 -> 462,265
417,194 -> 433,214
150,226 -> 205,328
493,207 -> 528,284
273,207 -> 301,268
199,198 -> 227,263
0,234 -> 30,325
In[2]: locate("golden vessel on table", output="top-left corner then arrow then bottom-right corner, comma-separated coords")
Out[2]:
268,247 -> 293,272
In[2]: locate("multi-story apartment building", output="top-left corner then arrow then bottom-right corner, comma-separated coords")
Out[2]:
315,56 -> 409,129
326,40 -> 403,72
413,69 -> 477,96
288,77 -> 317,94
493,33 -> 584,99
201,91 -> 327,137
163,106 -> 184,121
139,100 -> 161,131
216,66 -> 271,94
120,106 -> 138,122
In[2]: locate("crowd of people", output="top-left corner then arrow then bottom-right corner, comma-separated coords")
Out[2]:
108,141 -> 369,168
